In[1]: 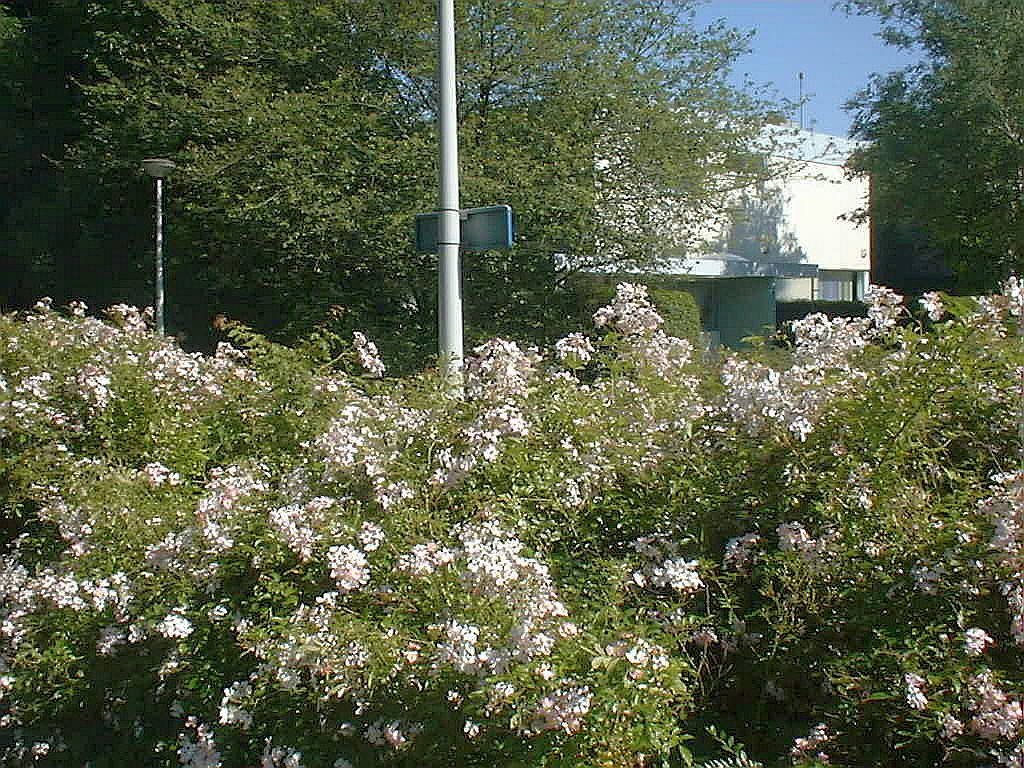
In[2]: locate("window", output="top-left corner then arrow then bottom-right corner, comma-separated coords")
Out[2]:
818,270 -> 856,301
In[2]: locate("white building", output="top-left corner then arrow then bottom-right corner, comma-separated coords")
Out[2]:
581,126 -> 871,347
706,127 -> 871,302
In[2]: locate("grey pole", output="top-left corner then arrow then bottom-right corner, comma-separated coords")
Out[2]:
155,177 -> 165,335
437,0 -> 463,385
142,159 -> 176,336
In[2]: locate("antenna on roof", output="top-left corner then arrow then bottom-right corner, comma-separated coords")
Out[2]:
799,72 -> 805,130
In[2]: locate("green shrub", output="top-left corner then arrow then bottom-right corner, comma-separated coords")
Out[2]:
1,284 -> 1023,767
649,289 -> 702,344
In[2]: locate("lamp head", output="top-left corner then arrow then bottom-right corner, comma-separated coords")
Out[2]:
142,158 -> 176,179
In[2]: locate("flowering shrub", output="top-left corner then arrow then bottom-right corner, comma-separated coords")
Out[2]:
1,283 -> 1024,767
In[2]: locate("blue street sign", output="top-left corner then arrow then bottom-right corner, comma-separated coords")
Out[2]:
415,205 -> 515,252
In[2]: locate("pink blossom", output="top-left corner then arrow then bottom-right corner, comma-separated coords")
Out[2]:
965,627 -> 996,656
326,545 -> 370,593
352,332 -> 385,377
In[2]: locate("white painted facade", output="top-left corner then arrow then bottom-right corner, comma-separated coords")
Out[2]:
704,127 -> 871,302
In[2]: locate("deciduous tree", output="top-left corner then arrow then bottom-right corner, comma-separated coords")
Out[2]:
844,0 -> 1024,290
1,0 -> 779,365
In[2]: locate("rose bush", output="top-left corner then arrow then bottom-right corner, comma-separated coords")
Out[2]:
1,282 -> 1023,767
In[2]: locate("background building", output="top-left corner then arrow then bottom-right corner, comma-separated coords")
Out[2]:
583,127 -> 872,347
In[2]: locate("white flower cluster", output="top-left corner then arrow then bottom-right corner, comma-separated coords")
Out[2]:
722,309 -> 879,442
141,461 -> 182,487
940,712 -> 964,739
0,565 -> 133,650
260,739 -> 304,767
394,542 -> 456,578
863,284 -> 905,332
218,681 -> 253,730
605,637 -> 670,681
104,303 -> 150,334
7,305 -> 260,435
74,362 -> 113,411
589,283 -> 698,383
247,595 -> 371,695
327,545 -> 370,593
455,521 -> 572,663
790,722 -> 830,762
527,685 -> 592,736
592,283 -> 663,336
352,331 -> 385,377
776,521 -> 837,568
465,338 -> 541,402
620,330 -> 694,381
435,341 -> 548,489
919,291 -> 945,322
146,530 -> 196,573
549,374 -> 704,510
357,521 -> 385,552
791,312 -> 871,370
436,620 -> 484,675
431,401 -> 531,484
177,717 -> 221,768
630,536 -> 703,595
904,672 -> 928,710
721,355 -> 855,443
145,345 -> 233,409
4,370 -> 76,436
157,610 -> 194,639
37,496 -> 95,557
268,497 -> 338,562
962,277 -> 1024,335
967,669 -> 1024,742
553,332 -> 595,364
964,627 -> 996,657
723,532 -> 761,574
979,472 -> 1024,644
313,398 -> 426,510
1004,275 -> 1024,318
364,719 -> 418,749
96,625 -> 127,656
195,465 -> 269,552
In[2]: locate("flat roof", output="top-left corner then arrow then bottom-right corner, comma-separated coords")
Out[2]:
589,253 -> 819,279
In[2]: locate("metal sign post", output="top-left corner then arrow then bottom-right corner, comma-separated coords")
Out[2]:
423,4 -> 515,387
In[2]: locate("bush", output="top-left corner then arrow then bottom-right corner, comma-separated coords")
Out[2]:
1,284 -> 1023,767
577,279 -> 702,345
648,289 -> 702,344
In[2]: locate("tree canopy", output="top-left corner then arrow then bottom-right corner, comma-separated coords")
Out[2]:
1,0 -> 779,365
844,0 -> 1024,291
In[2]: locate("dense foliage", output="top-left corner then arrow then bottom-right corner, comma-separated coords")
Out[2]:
844,0 -> 1024,291
2,282 -> 1024,767
0,0 -> 777,362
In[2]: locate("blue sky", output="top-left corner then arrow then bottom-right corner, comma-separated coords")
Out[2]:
691,0 -> 922,137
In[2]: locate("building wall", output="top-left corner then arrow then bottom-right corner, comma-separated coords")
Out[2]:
665,277 -> 777,348
700,130 -> 872,302
779,161 -> 870,273
716,277 -> 777,348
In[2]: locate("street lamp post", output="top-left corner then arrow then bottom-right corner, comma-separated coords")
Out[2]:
436,0 -> 463,385
142,158 -> 176,335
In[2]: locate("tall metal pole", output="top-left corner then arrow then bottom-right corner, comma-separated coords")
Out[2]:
799,72 -> 804,131
437,0 -> 463,385
155,177 -> 165,336
144,158 -> 174,335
